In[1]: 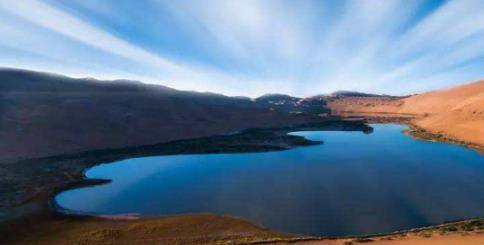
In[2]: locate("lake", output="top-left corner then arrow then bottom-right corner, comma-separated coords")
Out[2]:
55,124 -> 484,236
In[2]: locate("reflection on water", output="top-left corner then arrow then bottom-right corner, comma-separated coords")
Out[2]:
55,124 -> 484,236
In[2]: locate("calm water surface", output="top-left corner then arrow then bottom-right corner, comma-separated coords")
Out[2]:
55,124 -> 484,236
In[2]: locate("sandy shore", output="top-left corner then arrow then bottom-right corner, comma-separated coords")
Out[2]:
297,233 -> 484,245
1,212 -> 482,244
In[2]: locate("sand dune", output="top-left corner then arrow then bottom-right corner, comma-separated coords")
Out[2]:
326,80 -> 484,149
399,80 -> 484,147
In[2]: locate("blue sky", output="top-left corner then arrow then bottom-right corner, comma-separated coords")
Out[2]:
0,0 -> 483,97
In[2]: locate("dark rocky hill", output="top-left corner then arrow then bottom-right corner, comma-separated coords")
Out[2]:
330,90 -> 397,98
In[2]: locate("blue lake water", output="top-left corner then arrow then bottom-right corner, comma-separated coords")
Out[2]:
55,124 -> 484,236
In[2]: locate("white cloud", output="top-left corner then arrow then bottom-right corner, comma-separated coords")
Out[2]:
0,0 -> 184,70
394,0 -> 484,56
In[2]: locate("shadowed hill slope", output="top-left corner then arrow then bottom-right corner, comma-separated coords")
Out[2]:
0,69 -> 321,163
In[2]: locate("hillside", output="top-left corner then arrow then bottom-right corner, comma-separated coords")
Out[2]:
0,69 -> 323,163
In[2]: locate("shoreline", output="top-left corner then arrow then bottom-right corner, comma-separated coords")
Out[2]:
403,123 -> 484,154
1,118 -> 483,244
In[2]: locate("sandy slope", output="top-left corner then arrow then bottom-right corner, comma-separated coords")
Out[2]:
327,80 -> 484,148
400,80 -> 484,146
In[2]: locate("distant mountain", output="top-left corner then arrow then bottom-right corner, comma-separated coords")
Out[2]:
330,90 -> 395,98
256,93 -> 297,101
254,94 -> 330,115
0,68 -> 318,163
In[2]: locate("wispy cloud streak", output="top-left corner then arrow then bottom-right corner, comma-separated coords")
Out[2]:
0,0 -> 482,96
